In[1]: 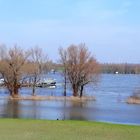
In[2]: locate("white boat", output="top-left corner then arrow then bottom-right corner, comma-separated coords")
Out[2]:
0,78 -> 4,85
47,85 -> 56,89
37,78 -> 56,88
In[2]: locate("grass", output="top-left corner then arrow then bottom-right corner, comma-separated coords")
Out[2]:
0,119 -> 140,140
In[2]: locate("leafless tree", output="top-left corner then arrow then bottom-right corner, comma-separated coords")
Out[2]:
27,46 -> 48,96
0,45 -> 29,98
59,44 -> 100,97
59,47 -> 68,96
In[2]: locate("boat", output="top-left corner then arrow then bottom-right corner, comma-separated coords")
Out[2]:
37,78 -> 56,88
0,78 -> 4,86
47,85 -> 56,89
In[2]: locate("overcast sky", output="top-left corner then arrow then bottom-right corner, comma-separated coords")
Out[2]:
0,0 -> 139,63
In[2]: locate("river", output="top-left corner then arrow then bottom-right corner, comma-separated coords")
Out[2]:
0,73 -> 140,125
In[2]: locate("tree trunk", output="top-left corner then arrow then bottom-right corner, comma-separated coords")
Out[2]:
73,84 -> 78,96
32,77 -> 37,96
80,85 -> 84,98
64,68 -> 67,96
11,87 -> 19,98
64,86 -> 66,96
32,85 -> 36,96
64,71 -> 67,96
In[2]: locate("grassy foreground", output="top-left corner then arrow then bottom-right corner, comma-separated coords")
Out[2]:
0,119 -> 140,140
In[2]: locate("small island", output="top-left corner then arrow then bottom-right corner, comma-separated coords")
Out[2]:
9,95 -> 96,102
127,96 -> 140,104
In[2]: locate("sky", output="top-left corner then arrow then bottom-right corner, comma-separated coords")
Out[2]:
0,0 -> 140,63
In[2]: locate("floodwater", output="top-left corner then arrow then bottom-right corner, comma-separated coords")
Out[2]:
0,73 -> 140,125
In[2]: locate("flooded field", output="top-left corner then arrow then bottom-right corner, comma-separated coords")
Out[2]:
0,73 -> 140,125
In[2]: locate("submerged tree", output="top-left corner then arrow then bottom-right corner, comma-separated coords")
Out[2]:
0,45 -> 29,98
59,47 -> 67,96
59,44 -> 100,97
26,46 -> 48,96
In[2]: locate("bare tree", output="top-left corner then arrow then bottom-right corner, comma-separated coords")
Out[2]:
27,46 -> 48,96
0,45 -> 29,98
59,47 -> 67,96
78,56 -> 99,97
59,44 -> 100,97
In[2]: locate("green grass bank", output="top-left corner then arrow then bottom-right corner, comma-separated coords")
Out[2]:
0,119 -> 140,140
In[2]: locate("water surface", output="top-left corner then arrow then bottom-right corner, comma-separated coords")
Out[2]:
0,74 -> 140,125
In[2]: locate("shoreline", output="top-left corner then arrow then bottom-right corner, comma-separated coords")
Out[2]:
0,118 -> 140,126
9,95 -> 96,102
126,97 -> 140,104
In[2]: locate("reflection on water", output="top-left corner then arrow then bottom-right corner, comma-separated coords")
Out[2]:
1,98 -> 140,125
0,99 -> 90,120
0,74 -> 140,125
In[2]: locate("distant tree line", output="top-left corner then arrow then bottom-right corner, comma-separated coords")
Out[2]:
101,63 -> 140,74
54,63 -> 140,74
